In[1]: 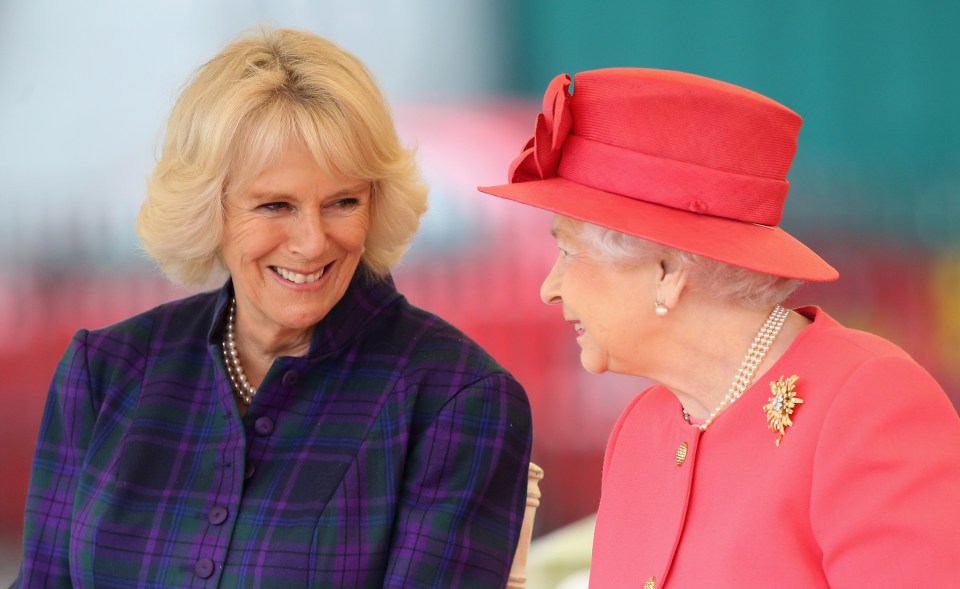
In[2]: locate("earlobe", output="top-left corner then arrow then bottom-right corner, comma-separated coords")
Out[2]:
657,257 -> 687,310
653,261 -> 670,316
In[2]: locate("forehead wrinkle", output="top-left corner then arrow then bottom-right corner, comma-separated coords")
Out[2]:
247,183 -> 369,201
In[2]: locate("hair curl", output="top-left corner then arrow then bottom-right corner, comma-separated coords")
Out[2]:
579,222 -> 803,308
137,27 -> 427,287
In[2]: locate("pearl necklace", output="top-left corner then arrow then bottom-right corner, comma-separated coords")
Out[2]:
682,304 -> 790,432
222,298 -> 257,405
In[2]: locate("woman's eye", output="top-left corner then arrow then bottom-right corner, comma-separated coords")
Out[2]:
260,202 -> 289,212
327,197 -> 360,211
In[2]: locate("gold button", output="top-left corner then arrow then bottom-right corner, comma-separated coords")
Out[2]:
644,576 -> 656,589
675,442 -> 688,466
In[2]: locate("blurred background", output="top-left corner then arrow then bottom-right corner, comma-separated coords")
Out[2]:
1,0 -> 958,585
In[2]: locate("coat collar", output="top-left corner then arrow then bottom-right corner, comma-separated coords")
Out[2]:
206,269 -> 403,359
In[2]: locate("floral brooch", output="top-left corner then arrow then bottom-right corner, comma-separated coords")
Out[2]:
764,375 -> 803,446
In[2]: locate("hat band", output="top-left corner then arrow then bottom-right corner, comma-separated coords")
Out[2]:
556,135 -> 788,226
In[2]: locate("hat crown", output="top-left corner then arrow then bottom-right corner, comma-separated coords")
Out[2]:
477,67 -> 838,282
571,68 -> 802,181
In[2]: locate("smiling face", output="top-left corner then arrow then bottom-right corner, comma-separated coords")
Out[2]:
540,215 -> 659,375
220,142 -> 371,352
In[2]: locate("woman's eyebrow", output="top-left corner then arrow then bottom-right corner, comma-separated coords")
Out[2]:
249,184 -> 370,201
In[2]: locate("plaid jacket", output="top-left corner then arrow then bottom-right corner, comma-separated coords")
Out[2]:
15,273 -> 533,588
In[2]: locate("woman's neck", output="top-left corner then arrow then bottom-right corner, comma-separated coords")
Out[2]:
231,311 -> 313,390
646,301 -> 809,419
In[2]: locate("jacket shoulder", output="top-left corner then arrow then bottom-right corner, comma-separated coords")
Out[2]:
80,290 -> 219,368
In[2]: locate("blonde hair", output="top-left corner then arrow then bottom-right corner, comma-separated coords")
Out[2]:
579,222 -> 803,308
137,27 -> 427,287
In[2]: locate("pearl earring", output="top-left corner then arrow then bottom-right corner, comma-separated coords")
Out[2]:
655,300 -> 669,316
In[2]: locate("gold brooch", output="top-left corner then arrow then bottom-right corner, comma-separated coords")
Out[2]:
764,375 -> 803,446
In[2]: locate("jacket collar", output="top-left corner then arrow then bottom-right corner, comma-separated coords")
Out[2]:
206,269 -> 403,359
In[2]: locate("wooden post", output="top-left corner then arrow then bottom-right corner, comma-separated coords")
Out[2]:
507,462 -> 544,589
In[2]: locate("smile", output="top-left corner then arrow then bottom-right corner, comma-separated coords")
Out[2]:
567,319 -> 585,336
271,265 -> 326,284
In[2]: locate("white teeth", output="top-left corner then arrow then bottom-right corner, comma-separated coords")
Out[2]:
274,266 -> 325,284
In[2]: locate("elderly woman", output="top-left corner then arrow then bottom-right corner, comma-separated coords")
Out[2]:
15,28 -> 532,588
479,69 -> 960,587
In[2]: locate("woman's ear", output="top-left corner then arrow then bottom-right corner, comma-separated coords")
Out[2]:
657,256 -> 688,309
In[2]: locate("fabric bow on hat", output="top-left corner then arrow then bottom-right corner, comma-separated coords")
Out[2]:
509,74 -> 573,182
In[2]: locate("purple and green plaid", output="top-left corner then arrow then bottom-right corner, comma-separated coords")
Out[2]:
14,273 -> 533,588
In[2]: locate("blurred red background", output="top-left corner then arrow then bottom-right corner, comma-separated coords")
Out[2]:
3,103 -> 958,548
4,6 -> 960,578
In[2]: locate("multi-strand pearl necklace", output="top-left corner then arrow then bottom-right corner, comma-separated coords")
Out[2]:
682,304 -> 790,432
222,298 -> 257,405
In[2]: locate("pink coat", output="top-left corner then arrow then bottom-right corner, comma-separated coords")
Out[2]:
590,307 -> 960,588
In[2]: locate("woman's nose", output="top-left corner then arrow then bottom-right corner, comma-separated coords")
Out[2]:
289,212 -> 327,258
540,258 -> 563,305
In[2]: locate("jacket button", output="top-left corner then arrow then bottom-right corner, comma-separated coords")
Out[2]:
643,576 -> 656,589
244,463 -> 256,480
676,442 -> 689,466
194,558 -> 215,579
254,416 -> 274,436
208,505 -> 229,525
281,370 -> 299,387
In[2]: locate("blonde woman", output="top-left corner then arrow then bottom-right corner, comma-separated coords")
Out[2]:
15,28 -> 532,588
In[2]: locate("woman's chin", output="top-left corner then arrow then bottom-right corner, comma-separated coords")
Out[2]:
579,352 -> 608,375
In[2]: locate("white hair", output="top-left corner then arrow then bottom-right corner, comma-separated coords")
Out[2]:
579,222 -> 803,308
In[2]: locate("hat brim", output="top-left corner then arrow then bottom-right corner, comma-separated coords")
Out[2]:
478,177 -> 838,282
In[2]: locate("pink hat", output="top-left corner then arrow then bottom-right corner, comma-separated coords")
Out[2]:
478,68 -> 838,282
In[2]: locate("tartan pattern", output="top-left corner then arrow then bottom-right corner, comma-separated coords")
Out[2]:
14,273 -> 533,588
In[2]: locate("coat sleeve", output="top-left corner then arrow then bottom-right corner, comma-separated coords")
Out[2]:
13,330 -> 97,588
810,355 -> 960,586
383,371 -> 533,589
